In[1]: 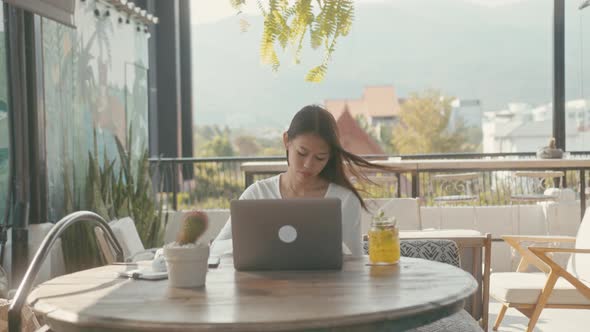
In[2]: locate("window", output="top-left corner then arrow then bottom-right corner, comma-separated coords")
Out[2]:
0,2 -> 10,225
191,0 -> 562,156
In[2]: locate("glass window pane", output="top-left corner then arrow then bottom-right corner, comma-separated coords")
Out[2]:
567,1 -> 590,151
192,0 -> 560,155
0,2 -> 10,225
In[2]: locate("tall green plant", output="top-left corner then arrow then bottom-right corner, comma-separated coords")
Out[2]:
86,127 -> 166,248
61,144 -> 104,273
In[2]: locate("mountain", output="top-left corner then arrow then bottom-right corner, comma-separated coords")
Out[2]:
191,0 -> 590,128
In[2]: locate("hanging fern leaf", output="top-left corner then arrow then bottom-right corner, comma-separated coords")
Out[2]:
229,0 -> 246,9
232,0 -> 355,82
305,63 -> 328,83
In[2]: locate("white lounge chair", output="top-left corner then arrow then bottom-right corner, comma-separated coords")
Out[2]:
490,209 -> 590,331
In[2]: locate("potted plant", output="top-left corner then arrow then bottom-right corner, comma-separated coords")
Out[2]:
537,137 -> 563,159
163,211 -> 209,288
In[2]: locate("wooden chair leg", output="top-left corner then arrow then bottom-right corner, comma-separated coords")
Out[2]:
493,304 -> 508,331
526,272 -> 559,332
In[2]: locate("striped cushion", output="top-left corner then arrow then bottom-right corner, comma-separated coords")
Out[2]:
363,239 -> 461,268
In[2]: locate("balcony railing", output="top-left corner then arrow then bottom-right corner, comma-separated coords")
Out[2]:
149,152 -> 590,210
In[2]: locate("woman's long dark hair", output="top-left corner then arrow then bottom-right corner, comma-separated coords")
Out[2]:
286,105 -> 395,210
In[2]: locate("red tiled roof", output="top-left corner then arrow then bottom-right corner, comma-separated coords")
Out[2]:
325,99 -> 367,119
335,107 -> 385,155
324,85 -> 401,120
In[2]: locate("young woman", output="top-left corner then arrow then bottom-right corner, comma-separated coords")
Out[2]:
211,104 -> 396,257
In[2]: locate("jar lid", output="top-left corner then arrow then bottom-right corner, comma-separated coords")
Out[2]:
371,210 -> 397,227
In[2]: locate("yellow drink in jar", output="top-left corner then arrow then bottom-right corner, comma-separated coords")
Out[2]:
369,223 -> 400,265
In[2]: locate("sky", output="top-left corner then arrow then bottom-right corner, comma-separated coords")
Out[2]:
190,0 -> 524,25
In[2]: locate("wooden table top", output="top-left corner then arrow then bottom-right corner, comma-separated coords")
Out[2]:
28,257 -> 477,332
241,158 -> 590,174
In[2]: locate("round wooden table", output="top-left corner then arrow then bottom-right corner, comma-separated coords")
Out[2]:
28,257 -> 477,332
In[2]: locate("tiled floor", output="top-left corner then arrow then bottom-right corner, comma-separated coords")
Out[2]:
488,299 -> 590,332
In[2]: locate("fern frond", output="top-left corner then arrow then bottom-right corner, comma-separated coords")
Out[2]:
272,10 -> 290,49
229,0 -> 246,10
256,0 -> 267,16
244,0 -> 355,82
305,62 -> 327,82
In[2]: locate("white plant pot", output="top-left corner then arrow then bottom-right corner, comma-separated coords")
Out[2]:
164,244 -> 209,288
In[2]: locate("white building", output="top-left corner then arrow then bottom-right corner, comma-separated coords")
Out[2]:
483,100 -> 590,153
450,98 -> 482,130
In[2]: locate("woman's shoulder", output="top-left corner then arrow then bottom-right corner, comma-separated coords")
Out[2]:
253,174 -> 280,189
327,182 -> 359,203
242,175 -> 280,199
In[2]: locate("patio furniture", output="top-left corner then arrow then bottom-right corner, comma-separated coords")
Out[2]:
241,158 -> 590,219
511,171 -> 564,235
364,235 -> 491,331
94,217 -> 157,264
8,211 -> 123,332
490,209 -> 590,332
26,256 -> 477,332
432,172 -> 480,205
510,171 -> 564,204
403,239 -> 483,332
366,173 -> 398,198
432,172 -> 480,229
0,298 -> 40,332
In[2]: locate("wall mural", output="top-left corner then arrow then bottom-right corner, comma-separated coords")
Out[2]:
125,62 -> 149,162
44,0 -> 149,221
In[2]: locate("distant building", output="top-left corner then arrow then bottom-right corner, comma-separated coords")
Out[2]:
324,86 -> 402,148
325,86 -> 402,127
483,100 -> 590,152
450,98 -> 482,130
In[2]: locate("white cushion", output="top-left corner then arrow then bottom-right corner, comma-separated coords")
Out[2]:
567,209 -> 590,282
491,272 -> 590,305
472,206 -> 513,238
400,229 -> 481,238
439,206 -> 478,230
544,188 -> 576,201
110,217 -> 145,258
362,198 -> 421,233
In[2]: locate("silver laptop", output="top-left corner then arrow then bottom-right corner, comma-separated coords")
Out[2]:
230,198 -> 343,271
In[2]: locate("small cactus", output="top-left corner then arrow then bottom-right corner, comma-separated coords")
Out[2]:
176,211 -> 208,245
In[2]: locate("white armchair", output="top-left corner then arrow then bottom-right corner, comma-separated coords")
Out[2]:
490,209 -> 590,332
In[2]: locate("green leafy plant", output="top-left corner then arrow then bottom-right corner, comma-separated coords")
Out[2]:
61,127 -> 166,272
86,127 -> 166,248
231,0 -> 355,82
176,211 -> 208,245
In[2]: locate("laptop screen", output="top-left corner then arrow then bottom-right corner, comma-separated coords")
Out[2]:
230,198 -> 343,271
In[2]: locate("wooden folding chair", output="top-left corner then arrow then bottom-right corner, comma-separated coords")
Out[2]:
491,210 -> 590,332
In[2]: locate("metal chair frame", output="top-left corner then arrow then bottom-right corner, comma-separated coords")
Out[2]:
8,211 -> 124,332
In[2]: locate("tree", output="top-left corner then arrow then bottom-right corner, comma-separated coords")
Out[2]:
234,135 -> 261,156
231,0 -> 354,82
354,114 -> 378,141
392,90 -> 474,155
199,134 -> 235,157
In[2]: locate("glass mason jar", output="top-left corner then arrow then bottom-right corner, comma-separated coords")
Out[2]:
368,219 -> 400,265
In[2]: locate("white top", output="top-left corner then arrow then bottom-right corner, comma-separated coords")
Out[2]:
211,174 -> 363,257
